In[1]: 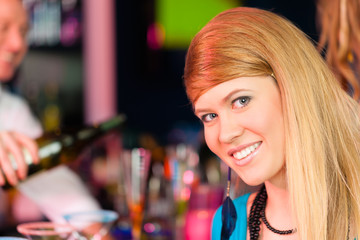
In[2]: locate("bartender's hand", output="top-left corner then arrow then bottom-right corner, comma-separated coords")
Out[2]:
0,131 -> 39,186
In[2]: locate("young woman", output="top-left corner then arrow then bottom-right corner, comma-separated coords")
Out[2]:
183,7 -> 360,240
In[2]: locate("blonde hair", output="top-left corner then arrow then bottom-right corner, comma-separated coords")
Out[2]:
184,7 -> 360,240
316,0 -> 360,100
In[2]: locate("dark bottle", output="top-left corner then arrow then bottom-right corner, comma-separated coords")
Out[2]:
5,114 -> 126,188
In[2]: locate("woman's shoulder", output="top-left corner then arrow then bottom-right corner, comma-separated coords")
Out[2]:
233,192 -> 252,205
212,192 -> 251,222
214,192 -> 252,217
211,193 -> 252,240
245,191 -> 258,214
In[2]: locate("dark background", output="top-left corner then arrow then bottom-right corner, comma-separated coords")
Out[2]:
114,0 -> 318,145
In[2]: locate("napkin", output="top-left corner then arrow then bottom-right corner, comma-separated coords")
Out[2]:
17,165 -> 101,223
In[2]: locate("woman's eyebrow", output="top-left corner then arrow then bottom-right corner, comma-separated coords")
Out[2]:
222,88 -> 248,103
194,107 -> 211,116
194,88 -> 249,115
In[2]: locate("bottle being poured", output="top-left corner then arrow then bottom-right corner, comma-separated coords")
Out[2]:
4,114 -> 126,189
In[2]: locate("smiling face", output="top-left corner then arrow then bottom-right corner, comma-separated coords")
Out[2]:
194,76 -> 286,186
0,0 -> 28,82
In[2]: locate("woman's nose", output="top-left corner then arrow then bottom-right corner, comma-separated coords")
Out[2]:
218,115 -> 244,144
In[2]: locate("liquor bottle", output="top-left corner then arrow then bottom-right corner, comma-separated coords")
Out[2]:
5,114 -> 126,187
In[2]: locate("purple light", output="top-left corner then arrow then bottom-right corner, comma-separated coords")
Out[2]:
144,223 -> 156,233
61,16 -> 80,46
147,22 -> 165,50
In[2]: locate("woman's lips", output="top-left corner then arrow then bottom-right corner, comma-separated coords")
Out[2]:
229,141 -> 261,166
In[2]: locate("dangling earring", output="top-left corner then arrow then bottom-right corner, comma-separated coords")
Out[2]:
221,167 -> 237,240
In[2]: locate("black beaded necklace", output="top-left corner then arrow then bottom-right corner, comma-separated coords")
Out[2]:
248,185 -> 296,240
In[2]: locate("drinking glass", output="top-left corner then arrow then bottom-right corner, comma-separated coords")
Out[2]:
63,210 -> 118,240
17,221 -> 74,240
184,184 -> 224,240
0,237 -> 28,240
120,148 -> 151,240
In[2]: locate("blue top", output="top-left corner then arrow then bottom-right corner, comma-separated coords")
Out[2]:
212,193 -> 357,240
211,193 -> 251,240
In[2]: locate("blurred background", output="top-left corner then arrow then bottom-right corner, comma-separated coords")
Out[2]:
11,0 -> 318,144
3,0 -> 319,239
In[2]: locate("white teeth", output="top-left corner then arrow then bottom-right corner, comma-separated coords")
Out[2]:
233,142 -> 260,160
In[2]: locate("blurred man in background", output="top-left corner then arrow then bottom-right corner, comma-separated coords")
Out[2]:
0,0 -> 41,187
0,0 -> 44,227
0,0 -> 102,230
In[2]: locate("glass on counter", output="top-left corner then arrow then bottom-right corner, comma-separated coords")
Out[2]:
63,209 -> 118,240
184,184 -> 224,240
17,221 -> 74,240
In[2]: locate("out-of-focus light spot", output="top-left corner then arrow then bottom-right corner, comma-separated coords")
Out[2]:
144,223 -> 156,233
147,22 -> 165,50
149,176 -> 161,193
61,16 -> 80,46
139,147 -> 146,156
196,210 -> 209,219
143,222 -> 161,233
188,151 -> 199,167
183,170 -> 194,185
181,187 -> 191,201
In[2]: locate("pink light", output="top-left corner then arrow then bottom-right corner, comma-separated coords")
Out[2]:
185,209 -> 215,240
144,223 -> 156,233
196,210 -> 209,219
183,170 -> 194,185
61,16 -> 80,46
147,22 -> 165,50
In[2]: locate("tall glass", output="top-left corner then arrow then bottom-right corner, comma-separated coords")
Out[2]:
17,222 -> 74,240
121,148 -> 151,240
184,184 -> 224,240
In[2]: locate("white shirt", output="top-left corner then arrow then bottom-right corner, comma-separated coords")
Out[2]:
0,84 -> 43,225
0,85 -> 42,138
0,85 -> 100,224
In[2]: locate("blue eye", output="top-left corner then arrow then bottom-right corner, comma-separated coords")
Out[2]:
201,113 -> 217,123
232,96 -> 251,109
